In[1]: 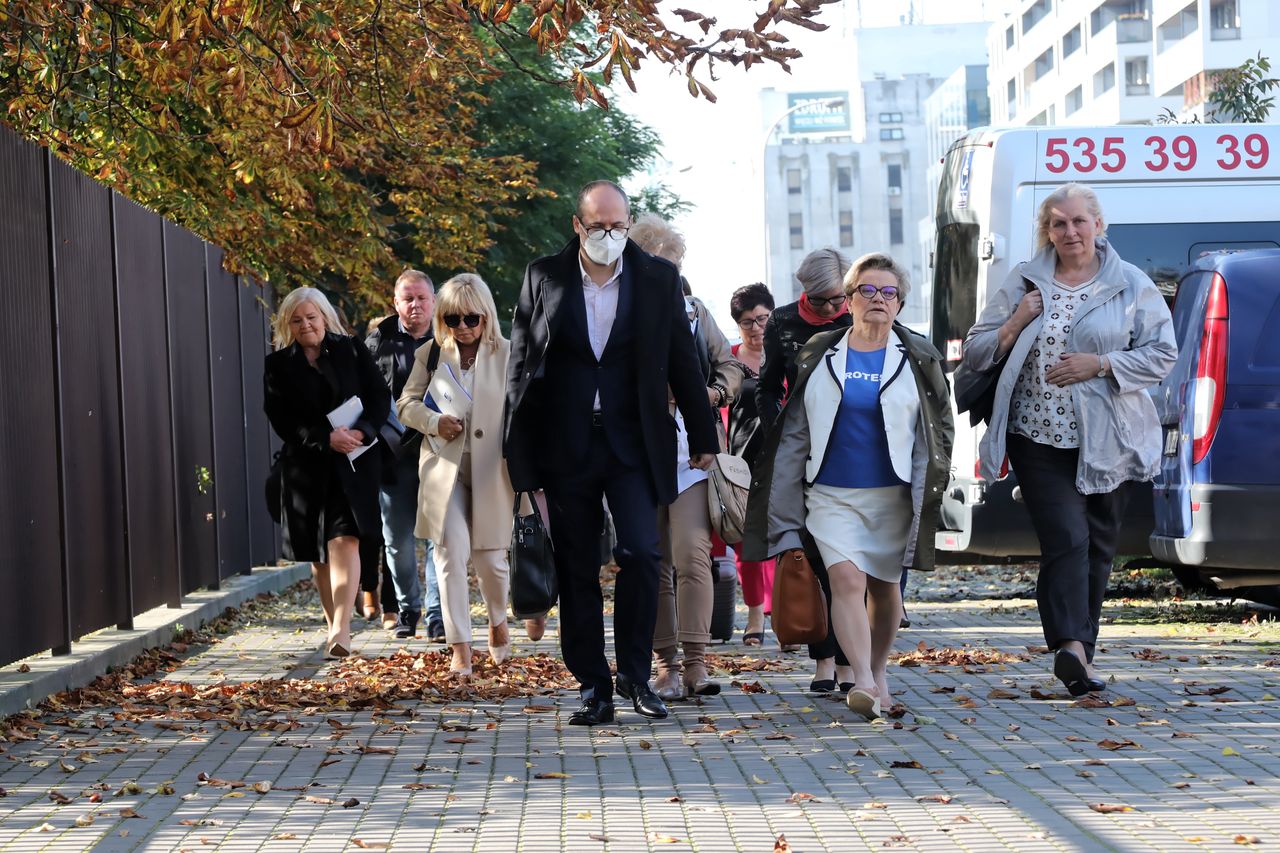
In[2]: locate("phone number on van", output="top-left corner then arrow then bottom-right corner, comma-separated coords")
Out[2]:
1044,134 -> 1270,174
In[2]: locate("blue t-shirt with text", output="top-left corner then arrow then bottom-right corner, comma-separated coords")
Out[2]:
814,347 -> 904,489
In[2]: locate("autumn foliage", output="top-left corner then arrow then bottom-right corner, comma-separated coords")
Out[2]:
1,1 -> 835,315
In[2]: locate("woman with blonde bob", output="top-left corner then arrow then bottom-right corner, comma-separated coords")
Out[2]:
264,286 -> 390,658
962,183 -> 1175,696
744,253 -> 953,721
398,274 -> 515,676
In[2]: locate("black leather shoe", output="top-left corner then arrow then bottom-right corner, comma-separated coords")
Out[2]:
1053,648 -> 1091,697
808,679 -> 837,693
1086,677 -> 1107,693
394,609 -> 419,640
568,697 -> 615,726
616,675 -> 669,719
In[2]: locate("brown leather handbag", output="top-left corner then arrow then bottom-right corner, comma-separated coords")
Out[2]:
771,548 -> 828,646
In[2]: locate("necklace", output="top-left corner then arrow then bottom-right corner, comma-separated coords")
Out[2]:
461,356 -> 476,370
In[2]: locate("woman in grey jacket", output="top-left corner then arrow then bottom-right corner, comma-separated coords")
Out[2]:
962,183 -> 1176,697
743,253 -> 953,720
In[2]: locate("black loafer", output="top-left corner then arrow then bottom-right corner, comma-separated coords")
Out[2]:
838,681 -> 855,694
808,679 -> 837,693
1086,677 -> 1107,693
1053,648 -> 1091,697
616,675 -> 670,719
568,697 -> 615,726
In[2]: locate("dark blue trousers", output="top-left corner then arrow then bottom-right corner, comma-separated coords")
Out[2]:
544,426 -> 661,700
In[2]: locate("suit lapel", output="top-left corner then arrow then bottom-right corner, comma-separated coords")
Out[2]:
878,341 -> 907,398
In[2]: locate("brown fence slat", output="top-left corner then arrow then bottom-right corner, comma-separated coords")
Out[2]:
164,222 -> 219,594
48,156 -> 130,638
113,193 -> 182,612
0,128 -> 68,661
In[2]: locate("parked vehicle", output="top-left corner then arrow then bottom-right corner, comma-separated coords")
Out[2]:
1150,249 -> 1280,603
930,123 -> 1280,559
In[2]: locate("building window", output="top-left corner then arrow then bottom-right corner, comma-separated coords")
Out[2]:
786,168 -> 802,195
887,164 -> 902,193
1066,84 -> 1084,114
1032,47 -> 1054,81
888,209 -> 904,245
880,128 -> 905,141
1005,25 -> 1015,48
1063,25 -> 1081,58
1021,0 -> 1050,35
1125,57 -> 1150,96
1211,0 -> 1241,40
839,211 -> 854,247
878,112 -> 904,124
789,213 -> 803,249
1007,78 -> 1017,116
1158,1 -> 1199,48
836,166 -> 852,193
1094,62 -> 1116,97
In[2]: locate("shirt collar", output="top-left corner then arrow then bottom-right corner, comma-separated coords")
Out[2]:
579,253 -> 624,289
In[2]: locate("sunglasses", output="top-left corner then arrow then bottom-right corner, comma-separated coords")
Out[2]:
808,294 -> 847,309
443,313 -> 482,329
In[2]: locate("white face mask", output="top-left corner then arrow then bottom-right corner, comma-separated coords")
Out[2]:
581,229 -> 627,266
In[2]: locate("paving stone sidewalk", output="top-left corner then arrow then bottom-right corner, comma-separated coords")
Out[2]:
2,568 -> 1279,852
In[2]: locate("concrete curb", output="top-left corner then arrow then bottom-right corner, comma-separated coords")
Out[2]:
0,563 -> 310,719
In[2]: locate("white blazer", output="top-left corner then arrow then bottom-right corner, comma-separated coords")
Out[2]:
801,333 -> 921,486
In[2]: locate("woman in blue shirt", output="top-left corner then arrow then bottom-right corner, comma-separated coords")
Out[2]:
743,253 -> 954,721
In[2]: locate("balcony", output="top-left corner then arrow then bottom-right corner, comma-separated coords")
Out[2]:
1117,15 -> 1152,43
1211,24 -> 1241,40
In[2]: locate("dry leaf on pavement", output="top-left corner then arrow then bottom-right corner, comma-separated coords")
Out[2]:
1089,803 -> 1134,813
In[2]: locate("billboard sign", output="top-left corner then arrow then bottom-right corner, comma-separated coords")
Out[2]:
787,92 -> 850,134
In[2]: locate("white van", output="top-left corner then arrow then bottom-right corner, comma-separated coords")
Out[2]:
930,123 -> 1280,558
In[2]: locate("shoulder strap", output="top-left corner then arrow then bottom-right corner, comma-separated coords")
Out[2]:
426,339 -> 441,372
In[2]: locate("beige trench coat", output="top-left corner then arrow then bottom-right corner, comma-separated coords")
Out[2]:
397,336 -> 515,549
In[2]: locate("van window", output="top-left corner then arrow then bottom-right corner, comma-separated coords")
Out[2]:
1106,222 -> 1280,303
931,223 -> 980,364
1252,299 -> 1280,369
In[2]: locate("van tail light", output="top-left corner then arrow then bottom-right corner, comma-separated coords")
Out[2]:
1191,272 -> 1228,464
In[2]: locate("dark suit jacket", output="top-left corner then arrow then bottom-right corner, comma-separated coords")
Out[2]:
503,237 -> 718,505
264,332 -> 390,557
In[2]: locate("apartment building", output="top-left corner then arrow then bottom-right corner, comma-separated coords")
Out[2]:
989,0 -> 1277,126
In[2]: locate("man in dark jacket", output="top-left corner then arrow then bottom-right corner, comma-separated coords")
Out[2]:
364,269 -> 443,641
504,180 -> 719,726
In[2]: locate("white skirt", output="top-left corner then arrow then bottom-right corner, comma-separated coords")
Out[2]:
805,483 -> 913,583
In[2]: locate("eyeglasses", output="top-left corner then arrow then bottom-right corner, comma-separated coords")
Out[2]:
443,313 -> 482,329
737,315 -> 771,330
808,294 -> 847,309
854,284 -> 901,301
584,225 -> 630,240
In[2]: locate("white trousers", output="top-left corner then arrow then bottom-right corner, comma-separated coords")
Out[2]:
433,458 -> 510,645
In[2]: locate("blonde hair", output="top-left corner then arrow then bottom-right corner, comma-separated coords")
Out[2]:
432,273 -> 501,350
273,286 -> 342,349
629,213 -> 687,269
844,252 -> 912,304
1036,182 -> 1107,251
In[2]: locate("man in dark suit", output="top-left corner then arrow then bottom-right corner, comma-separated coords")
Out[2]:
504,180 -> 719,726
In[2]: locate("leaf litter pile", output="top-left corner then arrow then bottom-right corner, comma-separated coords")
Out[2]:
892,641 -> 1031,669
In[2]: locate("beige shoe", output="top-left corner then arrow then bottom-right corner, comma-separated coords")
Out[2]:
846,688 -> 881,721
489,622 -> 510,665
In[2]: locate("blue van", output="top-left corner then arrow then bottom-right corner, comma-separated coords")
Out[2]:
1151,249 -> 1280,597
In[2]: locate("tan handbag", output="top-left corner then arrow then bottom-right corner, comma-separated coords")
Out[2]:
706,452 -> 752,545
771,548 -> 829,646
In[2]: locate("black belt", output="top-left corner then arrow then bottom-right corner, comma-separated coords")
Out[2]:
591,411 -> 605,428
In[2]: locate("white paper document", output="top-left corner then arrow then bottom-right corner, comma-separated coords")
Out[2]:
327,396 -> 377,467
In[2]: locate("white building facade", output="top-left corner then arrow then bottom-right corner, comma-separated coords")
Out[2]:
989,0 -> 1278,127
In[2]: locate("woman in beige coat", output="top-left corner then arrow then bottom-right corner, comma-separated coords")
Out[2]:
397,274 -> 515,676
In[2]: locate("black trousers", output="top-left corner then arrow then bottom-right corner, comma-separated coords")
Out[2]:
1006,433 -> 1129,663
544,426 -> 662,700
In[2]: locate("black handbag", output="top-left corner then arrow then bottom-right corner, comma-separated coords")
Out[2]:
265,450 -> 283,524
509,493 -> 558,619
954,278 -> 1033,426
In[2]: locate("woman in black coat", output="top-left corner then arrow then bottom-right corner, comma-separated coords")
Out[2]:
264,287 -> 390,657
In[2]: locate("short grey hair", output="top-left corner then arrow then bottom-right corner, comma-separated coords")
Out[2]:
575,180 -> 630,219
844,252 -> 912,304
628,213 -> 687,269
1036,182 -> 1107,251
795,248 -> 851,297
395,269 -> 434,292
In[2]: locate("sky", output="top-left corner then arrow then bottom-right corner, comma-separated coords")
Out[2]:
611,0 -> 1000,334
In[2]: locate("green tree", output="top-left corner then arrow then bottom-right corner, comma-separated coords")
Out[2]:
1209,53 -> 1277,123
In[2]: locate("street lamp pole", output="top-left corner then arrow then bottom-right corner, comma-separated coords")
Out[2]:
760,97 -> 845,300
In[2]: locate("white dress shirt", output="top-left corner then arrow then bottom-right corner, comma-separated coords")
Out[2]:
674,296 -> 709,494
579,255 -> 624,410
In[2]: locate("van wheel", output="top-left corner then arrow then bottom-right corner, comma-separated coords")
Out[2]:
1229,585 -> 1280,610
1169,565 -> 1215,595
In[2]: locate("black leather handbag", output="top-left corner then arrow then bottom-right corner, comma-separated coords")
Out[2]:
509,493 -> 558,619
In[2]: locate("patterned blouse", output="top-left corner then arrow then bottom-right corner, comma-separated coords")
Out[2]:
1009,277 -> 1096,449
